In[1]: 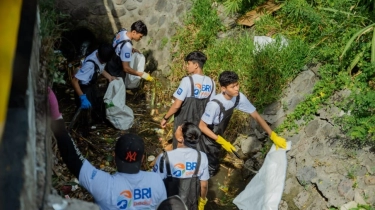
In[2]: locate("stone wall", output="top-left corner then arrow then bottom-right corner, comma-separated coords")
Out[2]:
237,64 -> 375,209
56,0 -> 192,75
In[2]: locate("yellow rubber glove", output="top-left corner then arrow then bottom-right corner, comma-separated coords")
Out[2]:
216,135 -> 236,153
141,72 -> 154,81
198,197 -> 207,210
270,131 -> 287,150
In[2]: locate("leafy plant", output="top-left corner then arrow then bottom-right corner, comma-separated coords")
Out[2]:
221,0 -> 268,14
223,0 -> 249,14
340,23 -> 375,74
339,86 -> 375,146
159,37 -> 169,49
349,204 -> 375,210
40,0 -> 69,85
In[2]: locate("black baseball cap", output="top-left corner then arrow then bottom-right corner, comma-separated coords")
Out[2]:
115,133 -> 144,174
157,195 -> 188,210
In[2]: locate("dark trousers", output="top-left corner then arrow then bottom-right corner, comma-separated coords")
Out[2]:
74,84 -> 104,136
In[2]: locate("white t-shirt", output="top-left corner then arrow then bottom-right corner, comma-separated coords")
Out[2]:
153,148 -> 210,181
75,50 -> 106,85
201,92 -> 256,125
79,160 -> 167,210
112,30 -> 132,62
173,75 -> 216,101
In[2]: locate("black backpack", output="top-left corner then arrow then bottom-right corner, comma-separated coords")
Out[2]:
84,59 -> 100,86
106,29 -> 133,77
159,150 -> 201,210
113,28 -> 133,56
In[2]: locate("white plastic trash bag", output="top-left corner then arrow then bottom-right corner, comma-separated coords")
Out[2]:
253,35 -> 288,53
126,52 -> 145,89
103,79 -> 134,130
233,141 -> 292,210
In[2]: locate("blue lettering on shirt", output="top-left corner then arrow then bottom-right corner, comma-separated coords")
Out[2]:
134,188 -> 151,200
186,162 -> 197,170
177,88 -> 183,95
91,170 -> 97,179
202,85 -> 211,92
79,68 -> 84,73
204,113 -> 210,117
125,53 -> 131,58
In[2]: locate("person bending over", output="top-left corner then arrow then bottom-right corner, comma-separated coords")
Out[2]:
72,43 -> 115,136
106,20 -> 153,83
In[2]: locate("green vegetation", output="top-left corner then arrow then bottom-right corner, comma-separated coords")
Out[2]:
40,0 -> 69,84
349,204 -> 375,210
167,0 -> 375,147
159,37 -> 169,49
217,0 -> 267,14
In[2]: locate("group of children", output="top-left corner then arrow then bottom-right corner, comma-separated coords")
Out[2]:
161,51 -> 287,177
53,19 -> 287,210
72,20 -> 152,135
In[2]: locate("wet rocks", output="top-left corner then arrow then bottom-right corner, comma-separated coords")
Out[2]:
259,66 -> 375,208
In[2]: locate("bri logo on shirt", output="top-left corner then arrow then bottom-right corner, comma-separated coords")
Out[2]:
117,188 -> 152,209
172,162 -> 197,177
194,83 -> 212,97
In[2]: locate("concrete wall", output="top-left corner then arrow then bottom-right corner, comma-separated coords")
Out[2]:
0,1 -> 49,209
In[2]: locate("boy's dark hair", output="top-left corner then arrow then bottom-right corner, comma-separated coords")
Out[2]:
157,195 -> 188,210
130,20 -> 148,36
181,122 -> 201,146
97,43 -> 114,63
219,71 -> 239,87
184,51 -> 207,69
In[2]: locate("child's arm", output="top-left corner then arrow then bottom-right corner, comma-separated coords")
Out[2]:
249,111 -> 272,135
49,88 -> 85,178
160,98 -> 183,128
122,61 -> 153,81
250,111 -> 287,149
71,77 -> 83,96
101,70 -> 117,82
199,119 -> 236,152
198,120 -> 218,140
71,77 -> 91,109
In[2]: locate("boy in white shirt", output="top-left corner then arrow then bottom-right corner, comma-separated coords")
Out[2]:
72,43 -> 116,136
107,20 -> 153,82
199,71 -> 287,176
72,43 -> 116,110
160,51 -> 215,149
